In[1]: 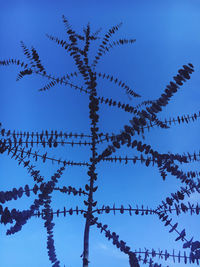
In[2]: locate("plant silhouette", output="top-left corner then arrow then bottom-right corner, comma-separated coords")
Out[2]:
0,15 -> 200,267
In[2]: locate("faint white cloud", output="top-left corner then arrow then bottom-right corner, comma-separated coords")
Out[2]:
97,242 -> 127,260
98,243 -> 109,250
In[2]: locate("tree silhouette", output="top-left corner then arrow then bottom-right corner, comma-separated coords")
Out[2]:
0,15 -> 200,267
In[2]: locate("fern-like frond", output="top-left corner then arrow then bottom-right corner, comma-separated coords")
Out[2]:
43,198 -> 60,266
92,22 -> 123,68
62,15 -> 78,45
163,110 -> 200,127
59,71 -> 78,81
156,212 -> 190,248
135,100 -> 155,110
0,184 -> 32,205
156,185 -> 194,214
16,68 -> 33,81
20,41 -> 34,67
96,71 -> 140,97
46,34 -> 71,50
98,38 -> 136,57
38,80 -> 58,92
30,46 -> 46,73
20,42 -> 46,74
146,63 -> 194,115
36,71 -> 88,93
0,58 -> 28,68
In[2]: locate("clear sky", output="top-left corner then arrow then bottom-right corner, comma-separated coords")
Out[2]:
1,0 -> 200,266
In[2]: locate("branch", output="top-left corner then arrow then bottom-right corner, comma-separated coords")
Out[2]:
92,204 -> 156,216
95,71 -> 140,98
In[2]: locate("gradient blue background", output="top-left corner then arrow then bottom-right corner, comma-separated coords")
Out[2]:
1,0 -> 200,266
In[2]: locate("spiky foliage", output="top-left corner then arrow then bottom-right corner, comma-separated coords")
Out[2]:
0,16 -> 199,267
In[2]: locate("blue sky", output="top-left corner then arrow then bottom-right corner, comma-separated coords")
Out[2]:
1,0 -> 200,266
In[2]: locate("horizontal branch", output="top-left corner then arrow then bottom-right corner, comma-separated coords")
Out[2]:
0,127 -> 110,143
55,186 -> 89,196
92,204 -> 156,216
163,111 -> 200,127
33,207 -> 86,217
102,155 -> 156,166
102,152 -> 200,165
159,202 -> 200,216
3,138 -> 92,148
6,145 -> 90,166
134,247 -> 199,265
0,184 -> 89,204
0,128 -> 94,139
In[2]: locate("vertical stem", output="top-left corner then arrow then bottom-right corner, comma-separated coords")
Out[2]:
83,84 -> 98,266
83,216 -> 90,267
79,25 -> 99,266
